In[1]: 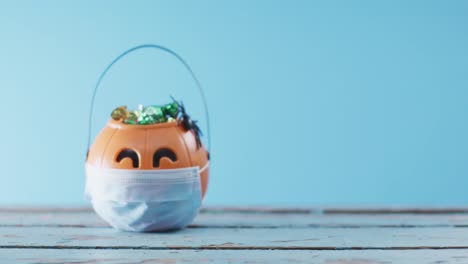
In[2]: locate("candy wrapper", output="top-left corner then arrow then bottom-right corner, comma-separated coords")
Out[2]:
110,99 -> 203,149
111,101 -> 180,125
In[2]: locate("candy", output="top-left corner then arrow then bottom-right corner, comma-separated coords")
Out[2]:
124,111 -> 139,124
111,99 -> 182,125
111,106 -> 128,121
143,106 -> 167,123
163,102 -> 179,119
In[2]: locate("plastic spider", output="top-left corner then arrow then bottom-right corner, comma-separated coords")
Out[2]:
172,97 -> 203,149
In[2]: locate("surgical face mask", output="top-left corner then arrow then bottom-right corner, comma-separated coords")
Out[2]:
85,163 -> 208,232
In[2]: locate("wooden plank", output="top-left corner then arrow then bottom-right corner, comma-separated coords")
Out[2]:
2,248 -> 468,263
1,226 -> 468,249
2,211 -> 468,228
323,208 -> 468,214
3,206 -> 468,214
205,206 -> 468,215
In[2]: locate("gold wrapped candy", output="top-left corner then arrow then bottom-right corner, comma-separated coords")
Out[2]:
111,106 -> 128,121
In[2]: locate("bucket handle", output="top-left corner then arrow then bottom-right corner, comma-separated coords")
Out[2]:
86,44 -> 211,158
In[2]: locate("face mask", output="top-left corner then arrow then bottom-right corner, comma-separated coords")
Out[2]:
85,163 -> 208,232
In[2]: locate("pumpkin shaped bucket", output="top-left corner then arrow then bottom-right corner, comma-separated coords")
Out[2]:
85,45 -> 210,232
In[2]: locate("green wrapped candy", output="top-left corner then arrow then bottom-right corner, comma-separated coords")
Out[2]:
139,106 -> 166,125
124,111 -> 139,124
162,102 -> 179,119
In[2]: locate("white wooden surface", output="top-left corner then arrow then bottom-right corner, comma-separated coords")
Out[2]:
1,207 -> 468,263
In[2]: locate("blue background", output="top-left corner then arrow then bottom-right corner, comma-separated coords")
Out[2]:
0,1 -> 467,206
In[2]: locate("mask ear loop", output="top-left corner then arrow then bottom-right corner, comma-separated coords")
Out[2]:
86,44 -> 211,159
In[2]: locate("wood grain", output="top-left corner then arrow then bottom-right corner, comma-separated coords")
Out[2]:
1,226 -> 468,249
2,207 -> 468,263
2,249 -> 468,264
2,206 -> 468,214
2,210 -> 468,228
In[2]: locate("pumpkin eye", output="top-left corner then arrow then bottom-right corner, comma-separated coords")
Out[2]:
116,148 -> 140,168
153,148 -> 177,168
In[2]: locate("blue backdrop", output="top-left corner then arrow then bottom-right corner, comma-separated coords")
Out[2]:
0,0 -> 467,206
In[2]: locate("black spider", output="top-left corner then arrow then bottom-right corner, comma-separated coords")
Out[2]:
172,98 -> 203,149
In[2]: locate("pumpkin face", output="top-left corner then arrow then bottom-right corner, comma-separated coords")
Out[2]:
86,119 -> 210,198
